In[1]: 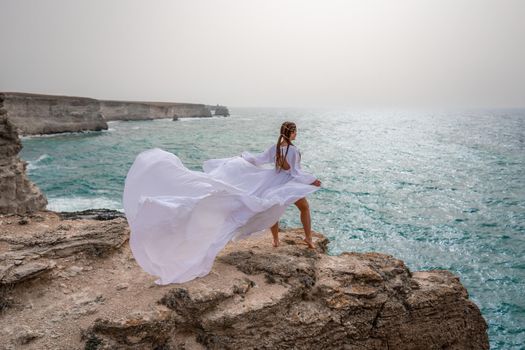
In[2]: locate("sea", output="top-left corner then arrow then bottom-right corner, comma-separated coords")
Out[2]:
20,107 -> 525,349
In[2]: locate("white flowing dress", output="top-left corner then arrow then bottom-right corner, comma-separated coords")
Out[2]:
123,144 -> 319,285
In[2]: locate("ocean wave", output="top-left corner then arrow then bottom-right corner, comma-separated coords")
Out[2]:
27,154 -> 52,171
179,116 -> 226,122
46,196 -> 123,212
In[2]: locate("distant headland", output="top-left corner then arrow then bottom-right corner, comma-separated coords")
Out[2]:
0,92 -> 229,135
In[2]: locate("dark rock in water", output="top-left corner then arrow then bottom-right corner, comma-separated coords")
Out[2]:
208,104 -> 230,117
59,209 -> 125,221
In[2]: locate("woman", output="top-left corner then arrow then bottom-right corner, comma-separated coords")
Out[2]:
240,122 -> 321,248
123,121 -> 321,285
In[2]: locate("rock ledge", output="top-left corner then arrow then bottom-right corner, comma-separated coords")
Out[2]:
0,212 -> 489,350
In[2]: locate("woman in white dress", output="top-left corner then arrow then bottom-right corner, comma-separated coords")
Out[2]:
241,122 -> 322,248
123,121 -> 321,285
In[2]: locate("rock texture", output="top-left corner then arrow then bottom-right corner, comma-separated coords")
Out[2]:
0,99 -> 47,214
101,100 -> 212,121
0,92 -> 107,135
0,211 -> 489,350
208,104 -> 230,117
0,92 -> 226,135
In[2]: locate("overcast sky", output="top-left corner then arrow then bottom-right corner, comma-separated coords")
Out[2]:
1,0 -> 524,108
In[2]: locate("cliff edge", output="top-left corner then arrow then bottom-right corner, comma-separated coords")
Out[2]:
0,213 -> 489,350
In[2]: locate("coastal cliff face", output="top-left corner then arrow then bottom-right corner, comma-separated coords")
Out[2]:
100,100 -> 212,121
0,211 -> 489,349
0,92 -> 222,135
0,100 -> 47,214
0,92 -> 107,135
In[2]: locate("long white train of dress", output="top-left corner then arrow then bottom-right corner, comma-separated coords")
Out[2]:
123,144 -> 319,285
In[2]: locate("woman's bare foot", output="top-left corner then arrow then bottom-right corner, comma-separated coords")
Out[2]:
303,238 -> 315,249
272,239 -> 280,247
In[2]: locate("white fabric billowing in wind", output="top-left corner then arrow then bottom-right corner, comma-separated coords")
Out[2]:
123,144 -> 319,285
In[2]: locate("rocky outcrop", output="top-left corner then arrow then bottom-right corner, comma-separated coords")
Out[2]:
0,211 -> 489,350
100,100 -> 212,121
208,104 -> 230,117
58,209 -> 125,221
0,212 -> 127,287
0,92 -> 107,135
0,92 -> 224,135
0,98 -> 47,214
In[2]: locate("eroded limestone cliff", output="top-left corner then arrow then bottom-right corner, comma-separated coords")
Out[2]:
0,92 -> 107,135
0,92 -> 221,135
0,98 -> 47,214
100,100 -> 212,121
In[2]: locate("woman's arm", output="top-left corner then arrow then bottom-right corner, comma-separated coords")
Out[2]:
241,144 -> 274,166
288,147 -> 320,186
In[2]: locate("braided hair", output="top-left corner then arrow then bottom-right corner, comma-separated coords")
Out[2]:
275,121 -> 296,171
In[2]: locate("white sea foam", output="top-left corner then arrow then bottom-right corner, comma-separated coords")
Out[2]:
179,116 -> 226,122
27,154 -> 51,171
46,197 -> 123,212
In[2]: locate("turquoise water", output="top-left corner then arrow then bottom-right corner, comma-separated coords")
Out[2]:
20,108 -> 524,349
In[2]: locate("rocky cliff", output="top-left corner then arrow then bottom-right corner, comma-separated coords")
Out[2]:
100,100 -> 212,121
0,92 -> 222,135
0,98 -> 47,214
0,211 -> 489,349
0,92 -> 107,135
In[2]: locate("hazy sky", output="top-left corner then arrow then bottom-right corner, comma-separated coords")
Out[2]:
1,0 -> 524,108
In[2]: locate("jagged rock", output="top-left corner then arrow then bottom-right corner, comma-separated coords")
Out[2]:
16,327 -> 44,345
0,99 -> 47,214
209,105 -> 230,117
83,230 -> 488,350
59,209 -> 125,221
116,283 -> 129,290
0,212 -> 128,286
0,214 -> 488,349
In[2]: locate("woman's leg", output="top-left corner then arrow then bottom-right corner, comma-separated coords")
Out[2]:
294,198 -> 315,249
271,221 -> 280,247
